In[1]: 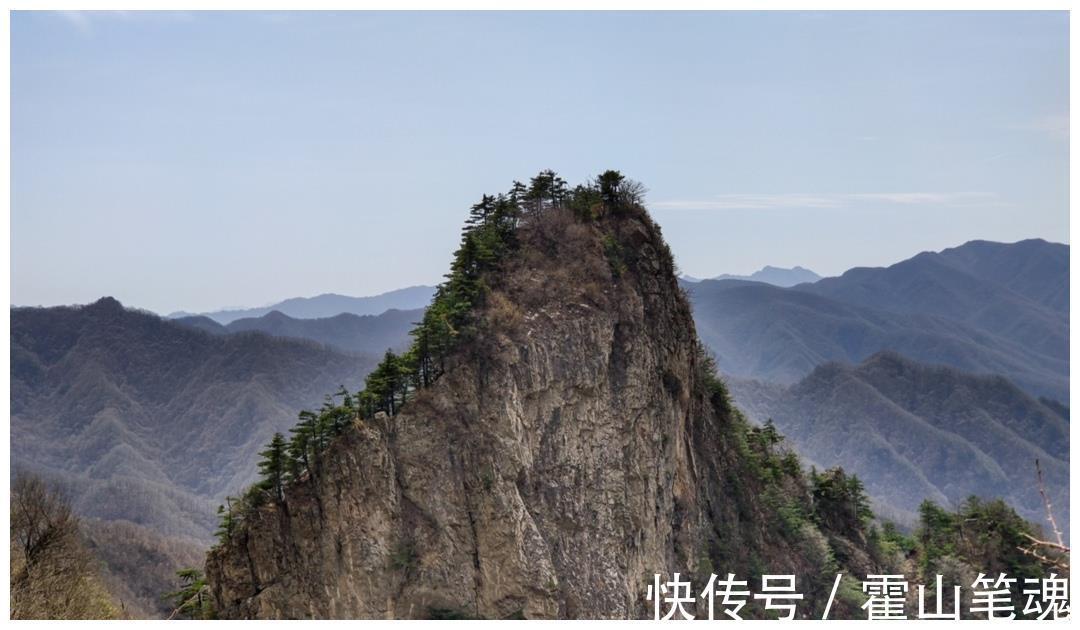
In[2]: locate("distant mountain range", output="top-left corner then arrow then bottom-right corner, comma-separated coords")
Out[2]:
685,239 -> 1068,404
802,239 -> 1067,363
9,237 -> 1069,606
12,298 -> 386,611
167,285 -> 435,324
167,239 -> 1069,407
729,351 -> 1069,532
681,265 -> 821,286
12,296 -> 376,541
174,308 -> 421,356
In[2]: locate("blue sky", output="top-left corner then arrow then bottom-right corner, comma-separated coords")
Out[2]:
12,11 -> 1069,314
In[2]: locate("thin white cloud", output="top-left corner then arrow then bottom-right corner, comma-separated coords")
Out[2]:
846,192 -> 998,204
651,192 -> 999,211
257,12 -> 295,24
1022,114 -> 1069,140
651,194 -> 842,210
56,11 -> 93,34
53,10 -> 194,34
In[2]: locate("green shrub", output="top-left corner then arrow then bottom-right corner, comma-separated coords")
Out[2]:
602,235 -> 627,278
391,540 -> 418,572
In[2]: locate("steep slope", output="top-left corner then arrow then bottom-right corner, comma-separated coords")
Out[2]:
176,308 -> 419,356
800,239 -> 1067,364
11,298 -> 378,537
205,176 -> 895,620
685,277 -> 1068,403
728,352 -> 1069,530
169,286 -> 436,324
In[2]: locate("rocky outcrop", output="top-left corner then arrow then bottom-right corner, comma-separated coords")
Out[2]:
206,203 -> 875,619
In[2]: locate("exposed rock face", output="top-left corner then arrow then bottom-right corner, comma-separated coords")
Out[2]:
206,205 -> 867,619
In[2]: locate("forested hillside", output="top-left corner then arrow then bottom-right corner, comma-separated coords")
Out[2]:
729,352 -> 1069,530
12,297 -> 377,536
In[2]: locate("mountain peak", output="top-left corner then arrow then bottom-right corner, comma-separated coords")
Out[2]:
205,171 -> 881,619
85,296 -> 125,313
711,265 -> 822,287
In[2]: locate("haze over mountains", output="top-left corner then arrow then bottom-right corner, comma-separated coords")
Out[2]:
11,297 -> 377,540
172,239 -> 1067,405
167,285 -> 435,324
174,308 -> 421,356
680,264 -> 821,286
801,239 -> 1067,366
685,239 -> 1068,404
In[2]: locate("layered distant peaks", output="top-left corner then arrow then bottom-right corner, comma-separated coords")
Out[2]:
168,286 -> 437,324
681,264 -> 822,287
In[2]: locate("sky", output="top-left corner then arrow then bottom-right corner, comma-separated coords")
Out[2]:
11,11 -> 1069,315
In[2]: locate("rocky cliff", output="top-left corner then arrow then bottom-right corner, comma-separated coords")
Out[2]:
205,183 -> 882,619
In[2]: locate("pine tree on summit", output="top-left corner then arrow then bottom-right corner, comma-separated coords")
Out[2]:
526,169 -> 568,210
508,180 -> 527,204
465,194 -> 496,232
596,169 -> 625,209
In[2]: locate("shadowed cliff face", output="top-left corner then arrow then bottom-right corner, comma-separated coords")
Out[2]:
205,203 -> 878,619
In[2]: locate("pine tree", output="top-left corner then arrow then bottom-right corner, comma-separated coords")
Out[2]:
164,568 -> 211,619
287,411 -> 317,480
597,169 -> 625,209
508,180 -> 527,204
526,169 -> 568,210
464,194 -> 496,233
213,503 -> 233,544
257,432 -> 288,503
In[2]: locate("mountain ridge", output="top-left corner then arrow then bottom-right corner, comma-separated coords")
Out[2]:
799,238 -> 1067,361
174,308 -> 421,356
681,264 -> 821,286
167,285 -> 436,324
685,238 -> 1068,403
